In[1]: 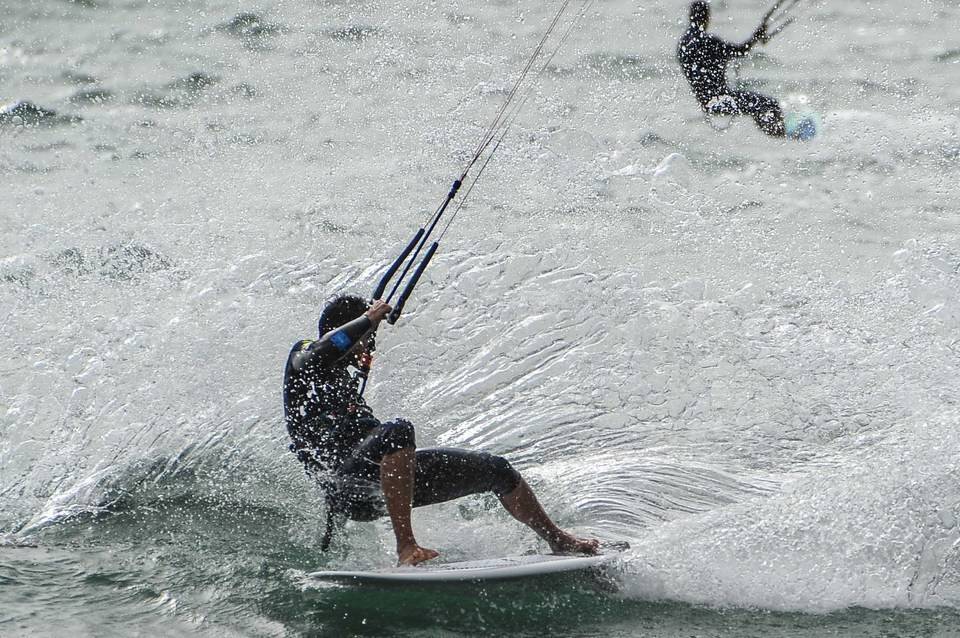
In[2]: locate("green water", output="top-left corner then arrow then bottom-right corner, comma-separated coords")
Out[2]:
4,495 -> 960,637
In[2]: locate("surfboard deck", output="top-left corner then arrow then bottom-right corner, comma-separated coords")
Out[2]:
785,112 -> 819,141
307,547 -> 626,585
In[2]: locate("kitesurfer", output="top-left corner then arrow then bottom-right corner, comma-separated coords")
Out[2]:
677,1 -> 789,137
283,295 -> 599,566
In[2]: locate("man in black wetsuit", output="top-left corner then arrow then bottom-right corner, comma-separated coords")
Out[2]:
677,1 -> 786,137
284,294 -> 599,565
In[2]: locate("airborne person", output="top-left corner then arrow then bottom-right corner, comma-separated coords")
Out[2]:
283,295 -> 599,566
677,1 -> 797,138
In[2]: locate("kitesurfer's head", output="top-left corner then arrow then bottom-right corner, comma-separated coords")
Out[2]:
689,1 -> 710,30
319,294 -> 376,362
319,294 -> 369,335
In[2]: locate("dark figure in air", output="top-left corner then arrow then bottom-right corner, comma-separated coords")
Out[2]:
283,294 -> 599,565
677,1 -> 785,137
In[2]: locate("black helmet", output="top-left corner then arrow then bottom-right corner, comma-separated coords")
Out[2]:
318,294 -> 369,335
689,1 -> 710,28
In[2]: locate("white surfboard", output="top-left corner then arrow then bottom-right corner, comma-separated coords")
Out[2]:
307,549 -> 625,585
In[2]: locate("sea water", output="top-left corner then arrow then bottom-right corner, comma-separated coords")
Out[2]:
2,0 -> 959,635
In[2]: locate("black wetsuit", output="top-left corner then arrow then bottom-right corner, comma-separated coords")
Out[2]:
283,315 -> 521,522
677,25 -> 785,137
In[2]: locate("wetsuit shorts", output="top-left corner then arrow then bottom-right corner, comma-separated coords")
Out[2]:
707,90 -> 784,136
327,419 -> 522,522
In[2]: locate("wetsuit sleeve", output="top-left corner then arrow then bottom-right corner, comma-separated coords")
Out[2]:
290,315 -> 373,370
728,28 -> 765,57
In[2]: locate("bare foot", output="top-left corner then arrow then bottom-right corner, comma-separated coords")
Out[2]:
397,543 -> 440,566
549,533 -> 600,555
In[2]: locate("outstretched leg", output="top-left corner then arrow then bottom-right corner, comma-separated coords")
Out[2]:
731,90 -> 785,137
412,448 -> 599,555
498,479 -> 600,554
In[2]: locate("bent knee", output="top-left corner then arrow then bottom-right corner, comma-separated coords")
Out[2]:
380,419 -> 416,452
486,453 -> 521,497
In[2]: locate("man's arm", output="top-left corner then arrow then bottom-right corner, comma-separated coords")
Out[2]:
292,315 -> 374,370
729,24 -> 768,56
290,300 -> 392,371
